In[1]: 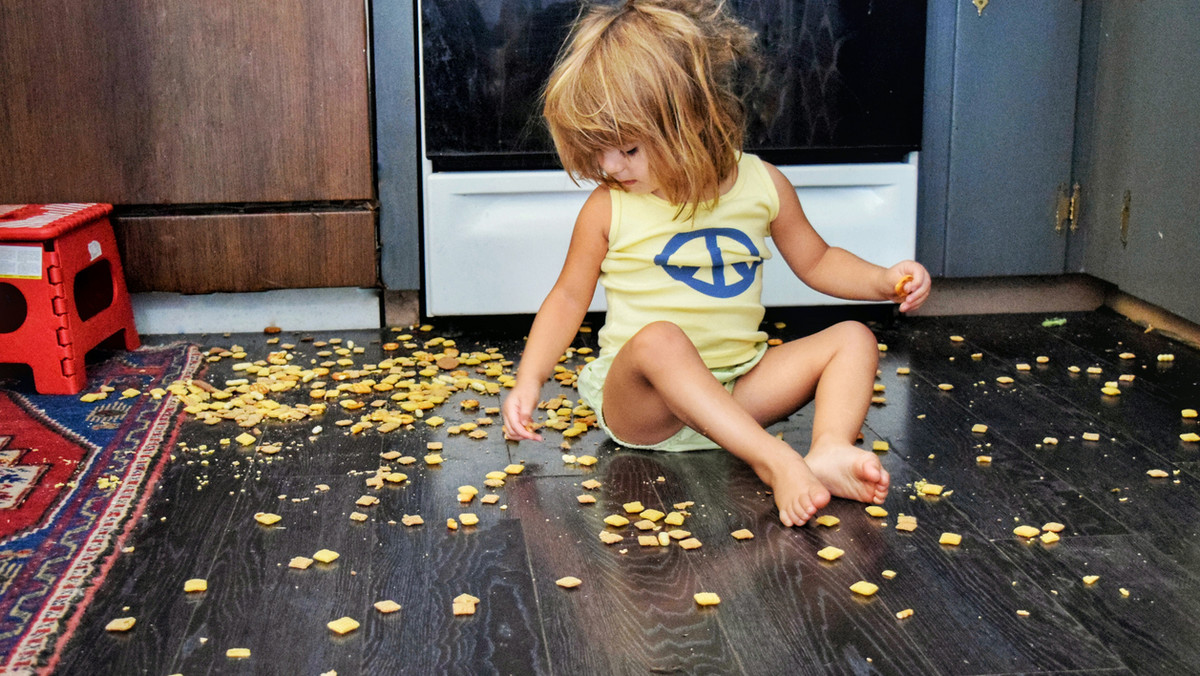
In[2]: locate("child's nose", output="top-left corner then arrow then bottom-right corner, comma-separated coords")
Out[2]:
599,149 -> 624,175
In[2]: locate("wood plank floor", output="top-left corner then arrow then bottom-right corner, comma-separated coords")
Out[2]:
53,308 -> 1200,675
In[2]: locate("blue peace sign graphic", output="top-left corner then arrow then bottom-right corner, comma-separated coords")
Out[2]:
652,228 -> 762,299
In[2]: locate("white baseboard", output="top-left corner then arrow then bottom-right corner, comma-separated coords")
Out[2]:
132,288 -> 381,335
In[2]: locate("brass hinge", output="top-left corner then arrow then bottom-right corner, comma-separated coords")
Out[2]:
1055,182 -> 1081,234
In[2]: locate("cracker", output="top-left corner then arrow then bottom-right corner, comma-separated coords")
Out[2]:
254,512 -> 282,526
480,494 -> 500,505
971,424 -> 988,434
1181,433 -> 1200,443
356,495 -> 380,507
577,455 -> 598,466
424,453 -> 444,465
1183,409 -> 1198,419
633,519 -> 656,531
556,576 -> 583,588
730,528 -> 754,540
658,532 -> 672,547
313,549 -> 340,563
638,535 -> 660,547
289,556 -> 314,570
815,515 -> 840,528
664,512 -> 686,526
460,513 -> 479,526
623,501 -> 645,514
894,274 -> 913,297
639,509 -> 665,522
865,506 -> 888,518
401,514 -> 424,527
920,483 -> 944,496
375,599 -> 402,614
1042,522 -> 1065,532
882,570 -> 897,579
604,515 -> 630,528
895,608 -> 914,619
694,592 -> 721,606
872,440 -> 890,452
849,581 -> 878,597
447,518 -> 458,530
1040,531 -> 1060,544
452,601 -> 476,616
976,455 -> 993,464
577,494 -> 597,504
504,464 -> 525,475
817,546 -> 844,561
581,479 -> 602,490
598,531 -> 623,544
679,538 -> 703,550
1013,525 -> 1041,538
1082,432 -> 1101,442
184,578 -> 208,593
667,529 -> 692,540
1147,469 -> 1170,478
226,648 -> 251,659
105,617 -> 136,632
939,532 -> 962,546
938,383 -> 954,391
327,616 -> 360,635
1082,575 -> 1100,585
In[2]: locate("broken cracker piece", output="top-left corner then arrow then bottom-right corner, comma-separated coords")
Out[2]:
254,512 -> 282,526
598,531 -> 623,544
895,608 -> 914,619
731,529 -> 754,540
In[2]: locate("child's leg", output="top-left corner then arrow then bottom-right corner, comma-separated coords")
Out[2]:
600,321 -> 835,527
730,320 -> 889,506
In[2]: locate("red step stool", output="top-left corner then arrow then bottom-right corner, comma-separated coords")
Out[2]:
0,203 -> 140,394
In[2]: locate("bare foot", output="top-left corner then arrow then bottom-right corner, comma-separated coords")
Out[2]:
749,442 -> 831,527
804,440 -> 890,505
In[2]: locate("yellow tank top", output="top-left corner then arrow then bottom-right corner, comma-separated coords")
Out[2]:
598,153 -> 780,367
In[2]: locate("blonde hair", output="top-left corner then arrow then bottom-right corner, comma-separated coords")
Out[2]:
543,0 -> 757,218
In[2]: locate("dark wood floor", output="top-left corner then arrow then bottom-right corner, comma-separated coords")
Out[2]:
53,308 -> 1200,675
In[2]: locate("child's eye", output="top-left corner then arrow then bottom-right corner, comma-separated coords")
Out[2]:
623,146 -> 638,156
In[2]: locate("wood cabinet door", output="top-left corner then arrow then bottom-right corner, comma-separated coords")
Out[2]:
1073,2 -> 1200,323
942,1 -> 1082,277
0,1 -> 372,204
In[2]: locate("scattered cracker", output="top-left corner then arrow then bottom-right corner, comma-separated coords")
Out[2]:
872,440 -> 890,452
401,514 -> 424,527
313,549 -> 340,563
598,531 -> 623,544
375,599 -> 402,614
327,616 -> 360,635
604,515 -> 630,528
694,592 -> 721,606
1040,531 -> 1061,544
939,532 -> 962,546
895,608 -> 914,619
556,576 -> 583,589
865,506 -> 888,518
882,570 -> 897,579
254,512 -> 282,526
226,648 -> 251,659
638,535 -> 660,547
581,479 -> 602,490
730,529 -> 754,540
1013,525 -> 1041,538
679,538 -> 703,550
971,424 -> 988,434
577,494 -> 597,504
1147,469 -> 1170,478
480,494 -> 500,505
460,513 -> 479,526
105,617 -> 136,632
623,501 -> 645,514
504,464 -> 525,475
289,556 -> 314,570
184,578 -> 208,593
817,546 -> 844,561
815,515 -> 840,528
849,581 -> 879,597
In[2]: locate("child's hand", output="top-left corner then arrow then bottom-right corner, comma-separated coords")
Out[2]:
888,261 -> 931,313
502,384 -> 543,442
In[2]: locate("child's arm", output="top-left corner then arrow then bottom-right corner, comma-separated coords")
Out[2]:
765,163 -> 931,313
502,187 -> 611,441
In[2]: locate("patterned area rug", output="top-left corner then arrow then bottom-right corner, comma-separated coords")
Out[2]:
0,343 -> 200,674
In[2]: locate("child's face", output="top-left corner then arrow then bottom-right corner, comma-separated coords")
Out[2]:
597,144 -> 662,197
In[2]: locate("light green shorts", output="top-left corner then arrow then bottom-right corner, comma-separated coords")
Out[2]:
576,342 -> 769,452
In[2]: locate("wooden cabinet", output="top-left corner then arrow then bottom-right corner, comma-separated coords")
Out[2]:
0,1 -> 376,292
1071,1 -> 1200,323
919,0 -> 1083,278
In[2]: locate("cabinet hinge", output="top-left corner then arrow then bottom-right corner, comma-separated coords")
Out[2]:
1055,182 -> 1081,234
